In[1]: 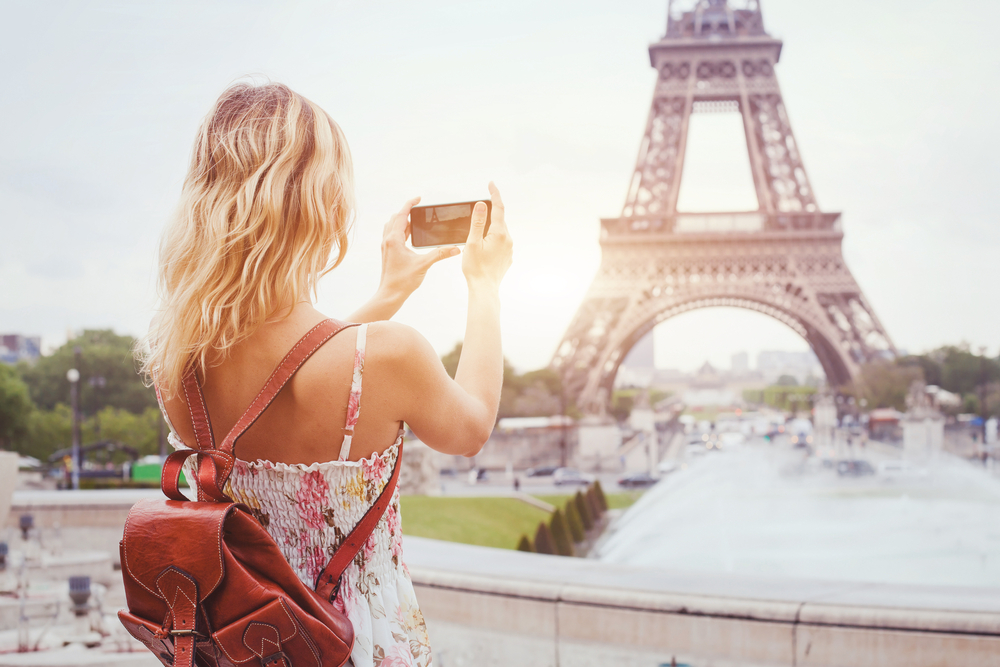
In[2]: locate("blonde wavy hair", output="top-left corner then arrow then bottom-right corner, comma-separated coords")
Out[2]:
140,81 -> 354,397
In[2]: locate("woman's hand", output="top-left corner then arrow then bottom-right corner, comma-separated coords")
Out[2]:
462,183 -> 513,292
348,197 -> 459,323
379,196 -> 460,300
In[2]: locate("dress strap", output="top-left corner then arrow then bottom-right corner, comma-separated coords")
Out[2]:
337,323 -> 368,461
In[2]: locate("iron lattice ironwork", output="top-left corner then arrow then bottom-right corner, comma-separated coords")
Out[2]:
552,0 -> 895,414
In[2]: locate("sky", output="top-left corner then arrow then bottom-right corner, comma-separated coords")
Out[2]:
1,0 -> 998,373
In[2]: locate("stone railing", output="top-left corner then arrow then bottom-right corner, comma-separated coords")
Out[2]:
403,536 -> 1000,667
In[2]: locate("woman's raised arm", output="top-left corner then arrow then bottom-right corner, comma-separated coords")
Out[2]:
369,183 -> 512,456
348,197 -> 460,323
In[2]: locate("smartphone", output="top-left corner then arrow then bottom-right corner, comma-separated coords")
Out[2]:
410,200 -> 492,248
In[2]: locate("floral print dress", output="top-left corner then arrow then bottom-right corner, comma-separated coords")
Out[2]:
163,323 -> 433,667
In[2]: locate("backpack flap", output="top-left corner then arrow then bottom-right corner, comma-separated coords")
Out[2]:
213,597 -> 325,667
121,498 -> 235,612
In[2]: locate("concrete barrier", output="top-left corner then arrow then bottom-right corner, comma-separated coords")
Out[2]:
8,491 -> 999,666
403,536 -> 1000,667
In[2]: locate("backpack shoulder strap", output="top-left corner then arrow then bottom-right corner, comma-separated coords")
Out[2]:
163,319 -> 358,502
337,323 -> 369,461
218,318 -> 360,457
315,440 -> 403,602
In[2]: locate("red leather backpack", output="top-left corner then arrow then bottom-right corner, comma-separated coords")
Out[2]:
118,320 -> 400,667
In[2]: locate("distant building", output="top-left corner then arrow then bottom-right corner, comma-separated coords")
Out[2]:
622,333 -> 655,368
730,351 -> 749,375
615,332 -> 656,388
682,362 -> 738,406
0,334 -> 41,365
757,350 -> 823,385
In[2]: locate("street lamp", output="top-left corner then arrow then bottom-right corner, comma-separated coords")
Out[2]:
67,366 -> 81,490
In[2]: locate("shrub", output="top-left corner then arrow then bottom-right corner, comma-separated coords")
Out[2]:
586,486 -> 603,520
575,491 -> 593,530
564,500 -> 585,543
549,509 -> 575,557
534,521 -> 556,555
593,480 -> 609,511
516,534 -> 534,552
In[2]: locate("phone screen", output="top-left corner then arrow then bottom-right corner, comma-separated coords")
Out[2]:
410,200 -> 492,248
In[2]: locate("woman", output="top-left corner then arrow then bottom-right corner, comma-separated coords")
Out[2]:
143,82 -> 512,667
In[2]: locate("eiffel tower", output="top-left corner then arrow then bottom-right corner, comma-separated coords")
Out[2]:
552,0 -> 895,414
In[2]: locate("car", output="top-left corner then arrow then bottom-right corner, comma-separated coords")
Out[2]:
685,442 -> 707,457
618,472 -> 659,488
525,465 -> 559,478
656,460 -> 679,475
552,468 -> 595,486
877,460 -> 927,481
719,432 -> 745,447
837,459 -> 875,477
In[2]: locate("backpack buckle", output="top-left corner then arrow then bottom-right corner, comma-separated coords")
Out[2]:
262,651 -> 290,667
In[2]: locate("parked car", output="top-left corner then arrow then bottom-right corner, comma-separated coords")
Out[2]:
618,472 -> 659,488
525,465 -> 559,478
685,442 -> 707,457
877,460 -> 927,481
552,468 -> 595,486
837,459 -> 875,477
656,460 -> 679,475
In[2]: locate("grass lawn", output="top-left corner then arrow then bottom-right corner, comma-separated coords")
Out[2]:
399,491 -> 644,551
534,491 -> 644,511
400,496 -> 551,550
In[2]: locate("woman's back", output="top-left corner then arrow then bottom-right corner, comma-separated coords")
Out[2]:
161,307 -> 404,465
146,81 -> 512,667
162,317 -> 431,666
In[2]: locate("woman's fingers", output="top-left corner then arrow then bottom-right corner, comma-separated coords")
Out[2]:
467,201 -> 489,244
424,246 -> 461,268
487,182 -> 506,234
388,196 -> 421,243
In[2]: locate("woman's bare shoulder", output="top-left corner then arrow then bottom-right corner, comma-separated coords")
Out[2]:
364,321 -> 441,370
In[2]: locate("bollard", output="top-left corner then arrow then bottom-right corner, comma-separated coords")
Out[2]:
69,575 -> 91,616
18,514 -> 33,541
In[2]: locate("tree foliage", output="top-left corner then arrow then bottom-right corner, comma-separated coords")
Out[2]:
17,330 -> 155,414
0,363 -> 33,449
574,491 -> 593,530
20,404 -> 72,461
441,342 -> 567,419
586,486 -> 604,521
564,499 -> 585,543
548,509 -> 575,556
533,521 -> 555,555
593,480 -> 609,512
847,361 -> 923,412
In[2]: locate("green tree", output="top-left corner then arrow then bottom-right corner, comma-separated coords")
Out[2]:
0,364 -> 33,449
17,330 -> 155,415
549,509 -> 575,556
586,486 -> 604,521
564,500 -> 585,543
83,406 -> 164,456
21,405 -> 72,461
776,375 -> 799,387
848,361 -> 923,411
574,491 -> 593,530
533,522 -> 555,555
609,391 -> 635,423
516,535 -> 534,552
440,342 -> 463,379
593,480 -> 609,512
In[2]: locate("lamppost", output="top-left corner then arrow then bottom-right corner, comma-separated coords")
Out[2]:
66,366 -> 81,490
